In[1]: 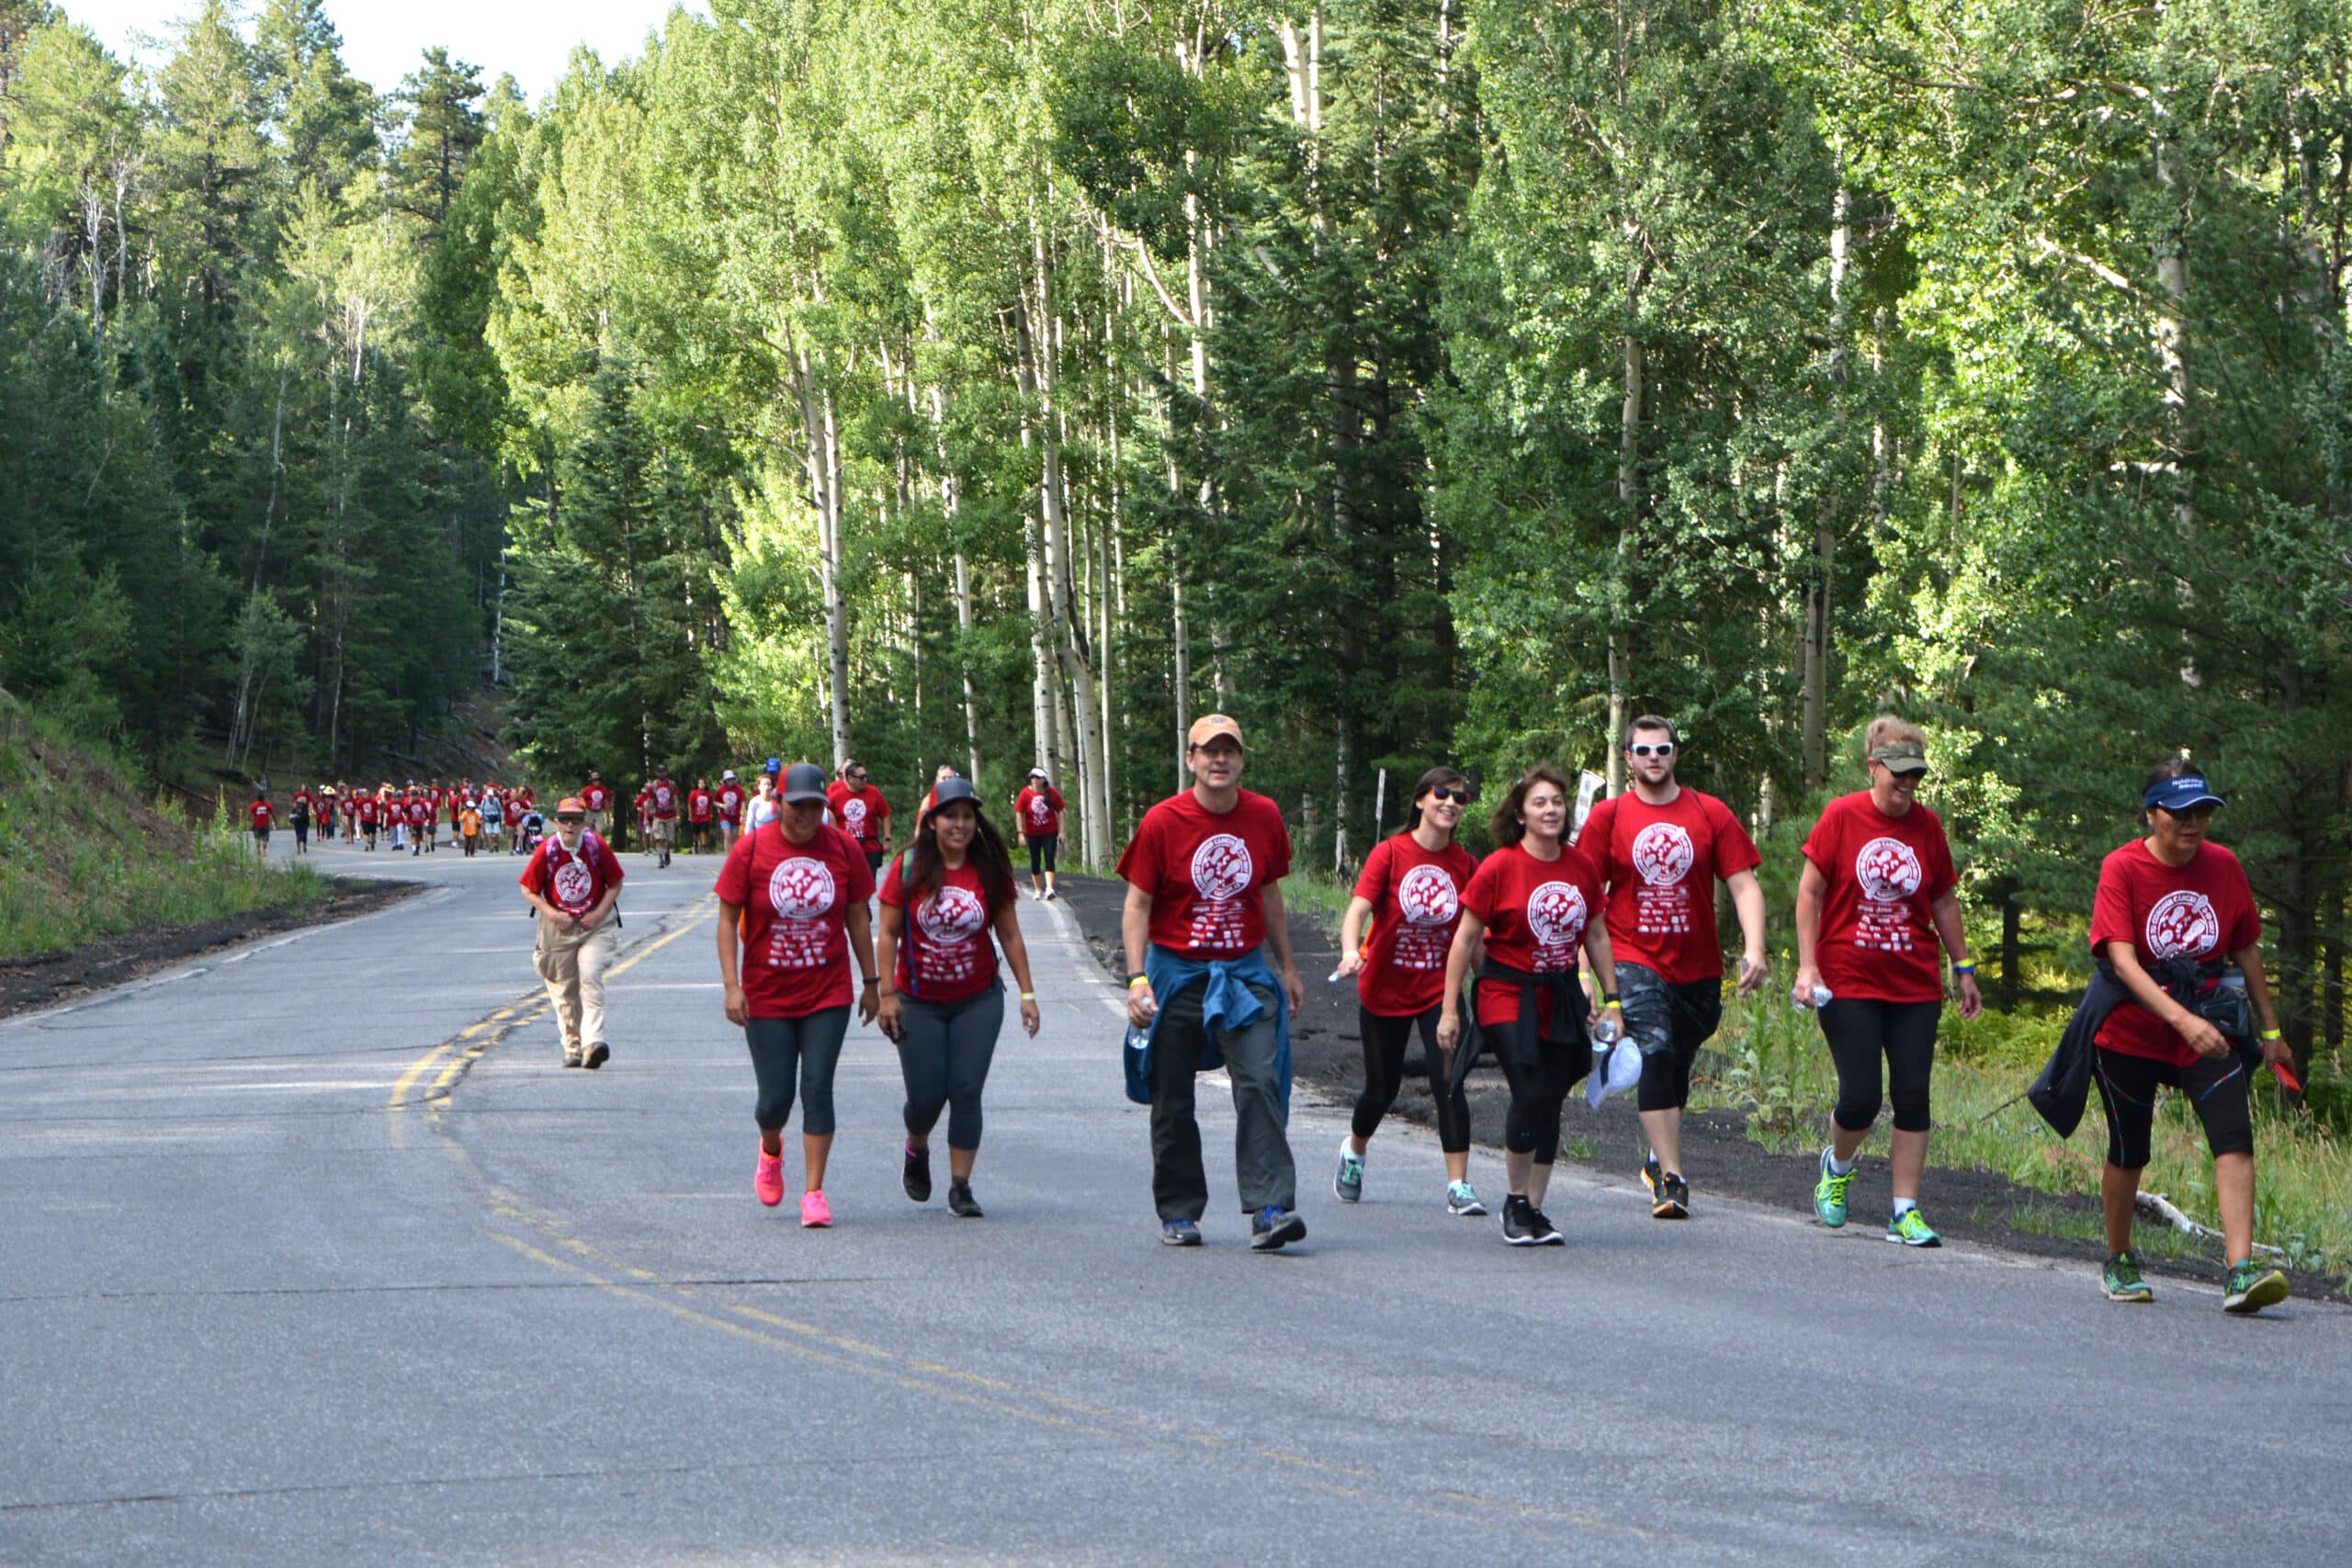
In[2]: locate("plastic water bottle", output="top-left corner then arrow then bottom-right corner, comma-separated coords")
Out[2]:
1124,1021 -> 1152,1055
1794,983 -> 1833,1010
1592,1012 -> 1622,1046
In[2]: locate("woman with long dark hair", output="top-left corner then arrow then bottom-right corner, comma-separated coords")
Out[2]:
1438,766 -> 1618,1247
1333,766 -> 1485,1215
875,778 -> 1042,1219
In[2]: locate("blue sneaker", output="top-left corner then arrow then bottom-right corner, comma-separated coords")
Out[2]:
1334,1141 -> 1364,1202
1814,1148 -> 1852,1229
1250,1205 -> 1306,1251
1160,1218 -> 1202,1247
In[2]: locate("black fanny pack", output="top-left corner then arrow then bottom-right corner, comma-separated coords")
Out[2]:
2193,975 -> 2254,1041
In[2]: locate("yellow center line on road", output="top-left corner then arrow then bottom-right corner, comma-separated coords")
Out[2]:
386,896 -> 718,1147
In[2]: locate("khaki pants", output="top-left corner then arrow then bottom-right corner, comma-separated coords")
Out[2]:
650,817 -> 675,846
584,809 -> 607,838
534,916 -> 616,1051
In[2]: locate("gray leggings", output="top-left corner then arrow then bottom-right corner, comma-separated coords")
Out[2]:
744,1007 -> 852,1136
896,987 -> 1004,1151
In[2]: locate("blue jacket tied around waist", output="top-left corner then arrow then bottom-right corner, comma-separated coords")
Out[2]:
1122,945 -> 1294,1119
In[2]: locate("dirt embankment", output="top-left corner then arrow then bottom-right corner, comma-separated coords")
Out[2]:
1051,873 -> 2344,1300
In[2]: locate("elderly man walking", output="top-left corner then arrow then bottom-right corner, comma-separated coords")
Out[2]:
520,796 -> 627,1070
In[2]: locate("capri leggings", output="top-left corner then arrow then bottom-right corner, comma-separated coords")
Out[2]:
2093,1045 -> 2254,1169
1819,998 -> 1940,1134
1489,1010 -> 1592,1164
896,987 -> 1005,1151
743,1007 -> 853,1135
1025,834 -> 1059,875
1353,1005 -> 1471,1153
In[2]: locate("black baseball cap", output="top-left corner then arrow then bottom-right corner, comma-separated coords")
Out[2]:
781,762 -> 829,804
933,777 -> 978,809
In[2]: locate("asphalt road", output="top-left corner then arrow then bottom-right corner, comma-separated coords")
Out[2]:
5,837 -> 2349,1565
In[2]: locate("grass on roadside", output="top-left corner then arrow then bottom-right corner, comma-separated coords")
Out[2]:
1695,987 -> 2352,1289
0,707 -> 327,961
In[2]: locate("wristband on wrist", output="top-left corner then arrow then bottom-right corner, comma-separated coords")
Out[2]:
2259,1027 -> 2282,1042
1020,991 -> 1036,1001
861,975 -> 878,986
1601,994 -> 1620,1008
1951,962 -> 1975,975
1128,975 -> 1151,990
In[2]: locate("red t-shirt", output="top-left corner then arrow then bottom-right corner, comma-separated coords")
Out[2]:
356,797 -> 378,827
581,783 -> 610,812
649,780 -> 679,820
1352,832 -> 1480,1017
407,798 -> 429,828
521,831 -> 625,917
1801,791 -> 1957,1003
1463,842 -> 1603,1032
634,789 -> 651,818
249,800 -> 273,829
1115,789 -> 1294,959
1015,785 -> 1065,839
293,790 -> 312,815
2090,839 -> 2260,1066
687,788 -> 713,823
1580,788 -> 1761,986
827,783 -> 891,852
716,822 -> 876,1018
718,784 -> 745,824
503,796 -> 524,826
879,855 -> 1000,1003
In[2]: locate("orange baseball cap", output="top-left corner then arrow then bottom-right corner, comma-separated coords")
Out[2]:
1186,713 -> 1245,750
557,796 -> 586,814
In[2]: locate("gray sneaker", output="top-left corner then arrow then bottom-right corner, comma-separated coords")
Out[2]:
1334,1140 -> 1364,1202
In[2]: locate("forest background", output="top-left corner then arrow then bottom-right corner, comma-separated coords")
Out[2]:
0,0 -> 2347,1077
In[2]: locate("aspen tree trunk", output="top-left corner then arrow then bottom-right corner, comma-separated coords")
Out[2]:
1803,178 -> 1852,796
926,375 -> 984,785
792,347 -> 853,767
1610,323 -> 1641,796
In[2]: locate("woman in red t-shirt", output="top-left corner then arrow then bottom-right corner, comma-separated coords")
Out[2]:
716,762 -> 881,1229
873,779 -> 1041,1219
1792,716 -> 1981,1247
2088,759 -> 2291,1313
1437,766 -> 1619,1247
1334,766 -> 1484,1215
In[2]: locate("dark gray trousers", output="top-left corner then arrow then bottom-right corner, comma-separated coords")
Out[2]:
1149,978 -> 1295,1221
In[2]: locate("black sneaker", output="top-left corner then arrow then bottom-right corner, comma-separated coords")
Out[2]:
1501,1196 -> 1539,1246
1161,1219 -> 1203,1247
947,1179 -> 983,1218
1524,1205 -> 1564,1245
1660,1173 -> 1690,1219
1250,1205 -> 1306,1251
903,1144 -> 932,1203
582,1043 -> 608,1070
1641,1155 -> 1665,1203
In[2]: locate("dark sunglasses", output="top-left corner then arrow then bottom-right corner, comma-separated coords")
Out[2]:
556,814 -> 584,824
1425,786 -> 1473,804
1628,742 -> 1676,758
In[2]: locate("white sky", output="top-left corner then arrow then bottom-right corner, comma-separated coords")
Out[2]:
55,1 -> 702,102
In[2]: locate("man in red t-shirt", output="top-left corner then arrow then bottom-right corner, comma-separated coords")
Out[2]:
1116,713 -> 1306,1251
581,772 -> 612,838
1014,768 -> 1066,901
716,770 -> 747,853
646,771 -> 680,868
826,761 -> 892,875
687,778 -> 716,854
1578,716 -> 1770,1218
406,792 -> 431,857
520,796 -> 626,1069
248,791 -> 275,854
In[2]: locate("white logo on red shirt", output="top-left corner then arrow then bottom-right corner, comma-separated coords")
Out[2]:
842,798 -> 868,835
1191,834 -> 1254,901
1630,823 -> 1695,886
2145,890 -> 2221,960
917,884 -> 989,945
1525,881 -> 1589,949
1029,795 -> 1051,825
769,857 -> 836,920
1396,865 -> 1461,927
552,859 -> 594,907
1856,838 -> 1924,903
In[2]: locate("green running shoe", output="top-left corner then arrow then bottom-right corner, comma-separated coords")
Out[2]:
2102,1251 -> 2154,1303
2222,1259 -> 2290,1315
1813,1149 -> 1852,1229
1886,1208 -> 1941,1247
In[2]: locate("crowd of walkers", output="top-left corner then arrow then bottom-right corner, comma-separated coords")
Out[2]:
255,721 -> 2299,1315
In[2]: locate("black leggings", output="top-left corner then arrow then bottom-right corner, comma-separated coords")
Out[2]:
1819,998 -> 1940,1134
1353,1005 -> 1470,1153
744,1007 -> 852,1135
1489,1011 -> 1592,1164
896,987 -> 1004,1151
1025,834 -> 1058,875
2094,1046 -> 2255,1169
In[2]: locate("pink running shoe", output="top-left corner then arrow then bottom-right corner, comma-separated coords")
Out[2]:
755,1149 -> 784,1207
800,1190 -> 832,1228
